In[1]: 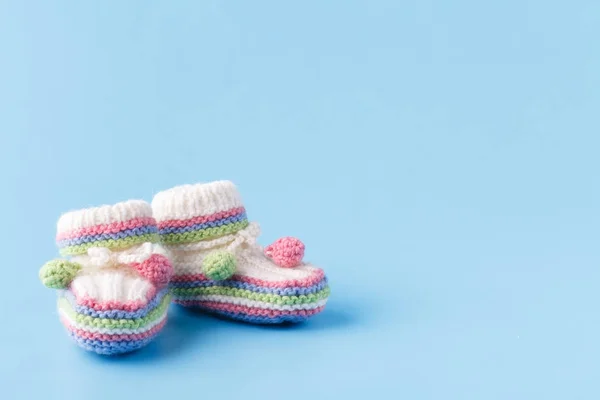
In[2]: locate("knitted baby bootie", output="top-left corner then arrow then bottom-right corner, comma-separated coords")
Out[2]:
39,200 -> 173,355
152,181 -> 330,324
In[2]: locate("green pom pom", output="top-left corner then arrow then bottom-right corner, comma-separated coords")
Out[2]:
202,251 -> 236,281
39,259 -> 82,289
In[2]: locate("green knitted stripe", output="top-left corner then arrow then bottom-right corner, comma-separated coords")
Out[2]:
59,233 -> 160,256
58,293 -> 171,329
171,285 -> 330,305
160,220 -> 250,244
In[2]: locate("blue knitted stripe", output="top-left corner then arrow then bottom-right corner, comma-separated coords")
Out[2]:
67,331 -> 157,355
61,288 -> 169,319
169,276 -> 328,296
158,212 -> 247,235
190,306 -> 313,324
57,225 -> 158,247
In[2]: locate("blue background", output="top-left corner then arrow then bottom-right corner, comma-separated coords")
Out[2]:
1,1 -> 598,399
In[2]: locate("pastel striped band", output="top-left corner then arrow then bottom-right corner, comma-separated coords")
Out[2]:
58,295 -> 170,331
158,207 -> 249,245
58,289 -> 171,355
170,285 -> 330,306
170,268 -> 329,323
57,219 -> 159,255
56,200 -> 159,256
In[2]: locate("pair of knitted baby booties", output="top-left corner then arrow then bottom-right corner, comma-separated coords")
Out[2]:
39,181 -> 330,355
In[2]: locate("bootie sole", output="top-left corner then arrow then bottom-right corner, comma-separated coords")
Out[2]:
170,268 -> 329,323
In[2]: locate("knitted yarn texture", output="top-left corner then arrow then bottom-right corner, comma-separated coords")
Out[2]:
39,200 -> 173,355
152,181 -> 329,323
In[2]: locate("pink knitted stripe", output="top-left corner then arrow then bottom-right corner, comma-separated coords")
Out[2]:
170,268 -> 325,288
175,300 -> 326,317
69,285 -> 158,312
157,207 -> 246,229
61,317 -> 167,341
56,217 -> 157,241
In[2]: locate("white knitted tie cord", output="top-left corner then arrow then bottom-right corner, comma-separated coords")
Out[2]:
73,242 -> 169,271
224,222 -> 262,253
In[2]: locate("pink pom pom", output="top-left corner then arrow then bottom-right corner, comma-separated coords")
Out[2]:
264,237 -> 305,268
133,254 -> 173,286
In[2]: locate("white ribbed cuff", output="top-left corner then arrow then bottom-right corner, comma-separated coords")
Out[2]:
151,181 -> 244,221
56,200 -> 153,235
